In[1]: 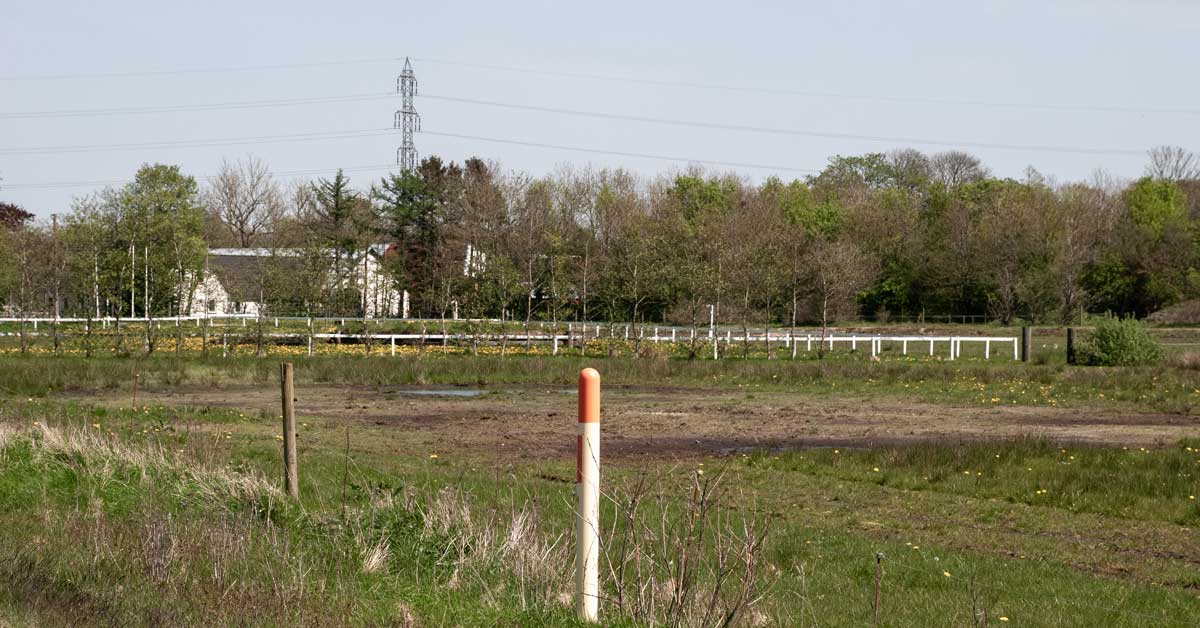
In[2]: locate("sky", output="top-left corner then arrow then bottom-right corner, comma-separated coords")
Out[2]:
2,0 -> 1198,218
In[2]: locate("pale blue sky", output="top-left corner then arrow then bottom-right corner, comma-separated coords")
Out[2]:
2,0 -> 1198,217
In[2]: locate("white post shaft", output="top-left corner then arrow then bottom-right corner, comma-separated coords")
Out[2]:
576,420 -> 600,621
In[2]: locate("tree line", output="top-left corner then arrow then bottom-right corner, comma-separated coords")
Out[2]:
1,145 -> 1198,330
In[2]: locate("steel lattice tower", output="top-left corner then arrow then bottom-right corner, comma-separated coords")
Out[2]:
395,57 -> 420,171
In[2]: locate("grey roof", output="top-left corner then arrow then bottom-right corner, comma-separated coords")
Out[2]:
204,244 -> 395,302
207,253 -> 307,302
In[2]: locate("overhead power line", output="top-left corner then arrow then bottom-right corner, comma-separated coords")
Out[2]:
3,52 -> 1189,116
0,128 -> 394,156
415,57 -> 1200,117
424,94 -> 1146,156
1,93 -> 1150,157
0,93 -> 394,119
0,56 -> 402,82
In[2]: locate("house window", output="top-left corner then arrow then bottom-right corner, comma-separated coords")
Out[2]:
208,300 -> 217,312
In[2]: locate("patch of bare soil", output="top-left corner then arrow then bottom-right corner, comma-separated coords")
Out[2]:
70,384 -> 1200,461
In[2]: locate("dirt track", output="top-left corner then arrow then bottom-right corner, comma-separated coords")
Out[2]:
73,384 -> 1200,460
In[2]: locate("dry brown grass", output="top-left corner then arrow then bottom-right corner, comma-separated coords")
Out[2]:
1168,351 -> 1200,370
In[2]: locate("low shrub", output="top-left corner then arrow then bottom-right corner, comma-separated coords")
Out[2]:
1076,317 -> 1163,366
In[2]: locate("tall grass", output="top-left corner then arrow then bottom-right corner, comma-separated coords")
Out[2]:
0,416 -> 777,627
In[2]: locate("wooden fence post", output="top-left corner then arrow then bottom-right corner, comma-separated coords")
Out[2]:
1066,328 -> 1076,365
1021,326 -> 1032,362
280,363 -> 299,499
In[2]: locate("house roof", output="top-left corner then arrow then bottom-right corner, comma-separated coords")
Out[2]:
207,253 -> 309,302
203,244 -> 396,302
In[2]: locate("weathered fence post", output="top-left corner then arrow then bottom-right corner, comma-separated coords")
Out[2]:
1066,328 -> 1076,365
576,368 -> 601,622
1021,326 -> 1032,362
280,363 -> 299,499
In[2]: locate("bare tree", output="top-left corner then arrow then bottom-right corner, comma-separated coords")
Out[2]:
208,156 -> 284,247
808,239 -> 878,359
887,148 -> 932,191
1146,146 -> 1200,182
930,151 -> 989,188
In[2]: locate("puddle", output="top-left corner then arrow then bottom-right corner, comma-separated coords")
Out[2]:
396,389 -> 485,398
717,444 -> 864,456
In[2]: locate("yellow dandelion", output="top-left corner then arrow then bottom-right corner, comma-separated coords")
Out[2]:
429,454 -> 439,459
943,571 -> 952,578
873,467 -> 880,473
999,617 -> 1009,622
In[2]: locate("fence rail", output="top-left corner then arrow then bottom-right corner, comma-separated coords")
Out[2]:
0,325 -> 1021,361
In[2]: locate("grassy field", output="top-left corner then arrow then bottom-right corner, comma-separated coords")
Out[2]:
0,350 -> 1198,626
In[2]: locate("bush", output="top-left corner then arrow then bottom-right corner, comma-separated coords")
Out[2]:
1076,317 -> 1163,366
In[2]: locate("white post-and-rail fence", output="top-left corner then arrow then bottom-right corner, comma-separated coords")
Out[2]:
0,326 -> 1020,361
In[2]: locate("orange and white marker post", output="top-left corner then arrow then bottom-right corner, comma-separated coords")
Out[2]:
576,367 -> 601,622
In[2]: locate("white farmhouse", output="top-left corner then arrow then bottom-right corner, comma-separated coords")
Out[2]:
187,244 -> 406,318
